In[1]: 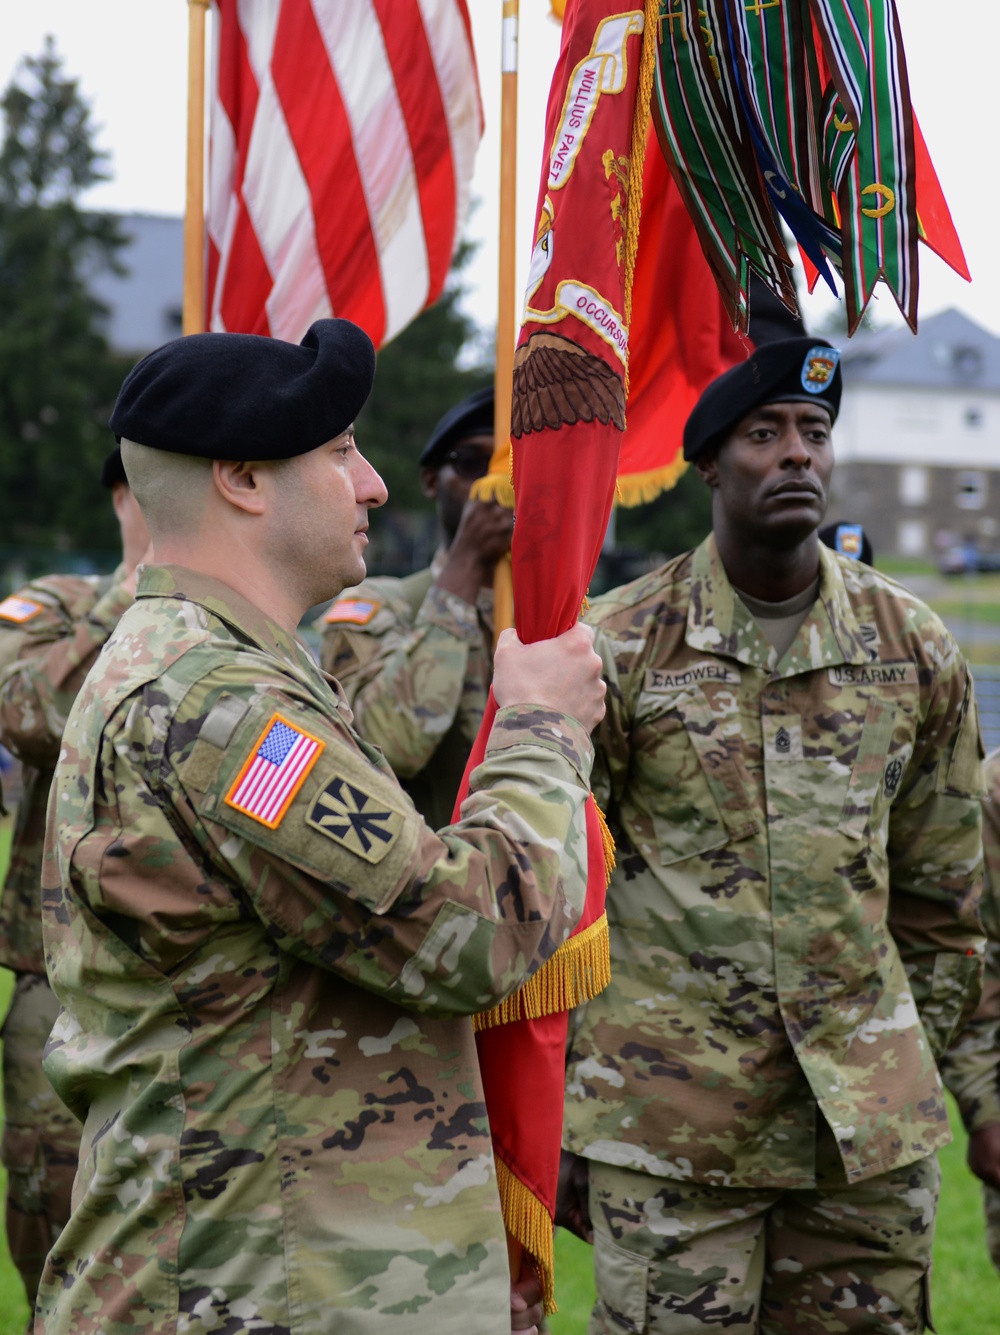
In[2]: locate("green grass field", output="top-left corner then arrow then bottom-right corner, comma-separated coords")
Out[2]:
906,567 -> 1000,667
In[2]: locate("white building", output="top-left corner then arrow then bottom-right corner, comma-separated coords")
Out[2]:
831,309 -> 1000,559
88,212 -> 183,356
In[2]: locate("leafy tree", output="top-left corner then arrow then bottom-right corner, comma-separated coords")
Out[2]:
0,37 -> 128,552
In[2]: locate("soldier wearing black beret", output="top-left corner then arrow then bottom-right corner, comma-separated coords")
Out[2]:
683,335 -> 842,463
37,319 -> 607,1335
317,383 -> 514,830
560,334 -> 984,1333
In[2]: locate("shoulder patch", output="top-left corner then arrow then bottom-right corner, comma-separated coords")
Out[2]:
324,597 -> 380,626
0,595 -> 43,624
306,776 -> 404,863
225,713 -> 325,828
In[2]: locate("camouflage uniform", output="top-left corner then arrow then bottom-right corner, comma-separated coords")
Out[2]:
318,554 -> 493,829
0,571 -> 134,1311
566,535 -> 984,1332
37,563 -> 593,1335
940,746 -> 1000,1275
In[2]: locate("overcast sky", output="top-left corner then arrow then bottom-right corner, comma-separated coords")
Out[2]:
2,1 -> 995,339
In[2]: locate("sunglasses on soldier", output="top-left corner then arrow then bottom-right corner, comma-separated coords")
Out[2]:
443,447 -> 492,481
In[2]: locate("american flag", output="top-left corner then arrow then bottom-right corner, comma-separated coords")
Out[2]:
207,0 -> 483,347
226,715 -> 324,828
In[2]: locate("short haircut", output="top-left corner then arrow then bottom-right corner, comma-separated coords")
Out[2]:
120,438 -> 212,540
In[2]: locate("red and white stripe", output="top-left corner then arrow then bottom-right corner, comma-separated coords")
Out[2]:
229,730 -> 321,824
207,0 -> 483,347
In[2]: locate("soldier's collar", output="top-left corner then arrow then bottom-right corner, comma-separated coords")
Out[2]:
686,535 -> 872,671
136,563 -> 315,673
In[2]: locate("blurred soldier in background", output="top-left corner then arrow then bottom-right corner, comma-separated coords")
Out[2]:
942,745 -> 1000,1278
0,447 -> 149,1316
318,387 -> 513,828
818,520 -> 873,567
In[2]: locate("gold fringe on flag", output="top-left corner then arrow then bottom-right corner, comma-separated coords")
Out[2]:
474,911 -> 610,1032
622,0 -> 661,356
593,800 -> 616,882
495,1152 -> 558,1313
615,455 -> 690,507
471,470 -> 516,509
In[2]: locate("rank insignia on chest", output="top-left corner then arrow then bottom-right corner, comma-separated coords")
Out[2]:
324,597 -> 380,625
306,776 -> 403,863
764,716 -> 803,761
0,595 -> 43,623
225,713 -> 325,828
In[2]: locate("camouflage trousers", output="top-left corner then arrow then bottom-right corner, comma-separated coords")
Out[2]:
1,972 -> 79,1312
586,1150 -> 939,1334
984,1183 -> 1000,1277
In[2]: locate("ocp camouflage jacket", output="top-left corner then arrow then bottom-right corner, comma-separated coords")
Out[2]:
941,746 -> 1000,1136
39,564 -> 592,1335
318,563 -> 493,830
565,535 -> 984,1188
0,569 -> 132,973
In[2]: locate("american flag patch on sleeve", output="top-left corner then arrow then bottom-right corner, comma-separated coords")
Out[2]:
224,713 -> 325,829
0,595 -> 43,623
323,597 -> 379,625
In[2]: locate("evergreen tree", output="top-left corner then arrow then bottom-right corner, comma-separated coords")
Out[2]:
356,241 -> 492,571
593,466 -> 713,593
0,37 -> 128,553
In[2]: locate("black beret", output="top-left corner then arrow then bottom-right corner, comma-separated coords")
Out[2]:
101,446 -> 127,489
109,319 -> 375,460
819,521 -> 873,566
683,337 -> 842,462
418,386 -> 495,469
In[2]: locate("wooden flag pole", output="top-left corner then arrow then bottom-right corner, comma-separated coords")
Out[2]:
493,0 -> 519,645
497,0 -> 522,1287
183,0 -> 211,336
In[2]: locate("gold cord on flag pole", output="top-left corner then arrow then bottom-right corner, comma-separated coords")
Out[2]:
183,0 -> 211,336
621,0 -> 661,387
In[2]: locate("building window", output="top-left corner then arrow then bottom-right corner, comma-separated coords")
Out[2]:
953,346 -> 984,380
956,471 -> 987,510
897,520 -> 927,556
898,466 -> 928,507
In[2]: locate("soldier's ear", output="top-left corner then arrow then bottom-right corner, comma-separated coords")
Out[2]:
213,459 -> 268,515
694,453 -> 719,489
420,466 -> 440,502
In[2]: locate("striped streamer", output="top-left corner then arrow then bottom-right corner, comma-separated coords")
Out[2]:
651,0 -> 796,332
811,0 -> 918,331
650,0 -> 941,335
720,0 -> 840,289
